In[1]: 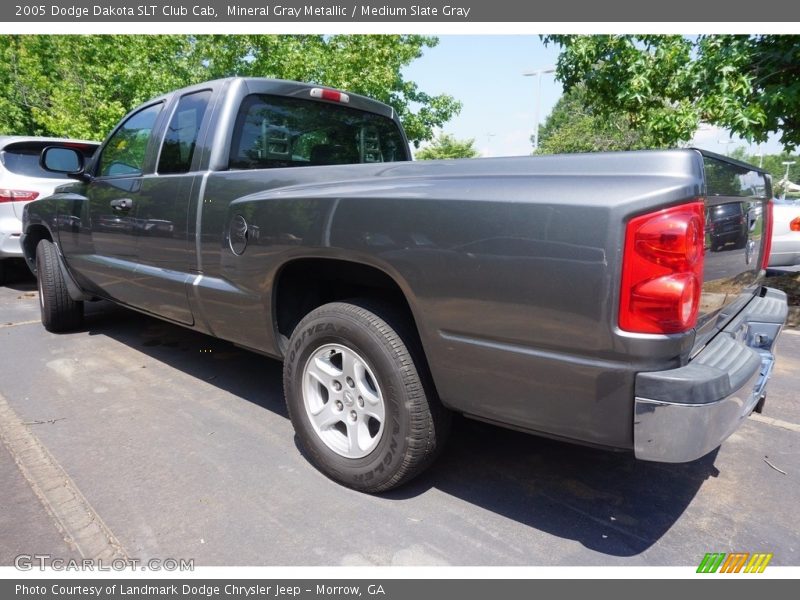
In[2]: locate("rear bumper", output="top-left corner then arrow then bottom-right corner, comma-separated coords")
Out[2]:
633,287 -> 788,463
0,230 -> 24,258
768,237 -> 800,267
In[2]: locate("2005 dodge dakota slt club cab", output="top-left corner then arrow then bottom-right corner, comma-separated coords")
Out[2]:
22,78 -> 788,492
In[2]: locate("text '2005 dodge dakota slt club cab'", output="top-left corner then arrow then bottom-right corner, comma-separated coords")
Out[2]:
22,78 -> 788,492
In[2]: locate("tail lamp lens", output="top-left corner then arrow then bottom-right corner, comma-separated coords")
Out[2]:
0,189 -> 39,203
790,216 -> 800,232
619,201 -> 705,334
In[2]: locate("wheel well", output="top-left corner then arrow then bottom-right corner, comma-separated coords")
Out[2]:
274,258 -> 420,350
21,225 -> 52,272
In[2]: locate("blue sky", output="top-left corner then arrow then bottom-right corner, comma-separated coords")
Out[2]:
403,35 -> 786,158
403,35 -> 562,156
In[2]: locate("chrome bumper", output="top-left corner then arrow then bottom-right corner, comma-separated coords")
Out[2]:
634,287 -> 787,463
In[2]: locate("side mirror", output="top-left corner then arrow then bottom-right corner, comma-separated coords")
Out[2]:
40,146 -> 86,179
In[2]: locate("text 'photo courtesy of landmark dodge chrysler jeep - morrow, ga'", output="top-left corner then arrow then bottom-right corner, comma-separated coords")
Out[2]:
22,78 -> 788,492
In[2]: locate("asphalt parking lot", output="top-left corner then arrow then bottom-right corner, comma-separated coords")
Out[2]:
1,268 -> 798,567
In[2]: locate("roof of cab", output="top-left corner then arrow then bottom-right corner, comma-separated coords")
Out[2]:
154,77 -> 397,120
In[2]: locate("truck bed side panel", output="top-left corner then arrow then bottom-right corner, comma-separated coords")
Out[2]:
197,151 -> 706,449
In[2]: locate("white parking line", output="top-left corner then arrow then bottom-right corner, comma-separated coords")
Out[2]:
0,319 -> 40,329
0,391 -> 127,560
749,413 -> 800,433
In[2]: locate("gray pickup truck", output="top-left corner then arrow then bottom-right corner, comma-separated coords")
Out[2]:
22,77 -> 788,492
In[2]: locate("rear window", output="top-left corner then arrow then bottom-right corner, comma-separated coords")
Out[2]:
229,94 -> 409,170
1,141 -> 96,179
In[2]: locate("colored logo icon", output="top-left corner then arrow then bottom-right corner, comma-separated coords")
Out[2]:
697,552 -> 773,573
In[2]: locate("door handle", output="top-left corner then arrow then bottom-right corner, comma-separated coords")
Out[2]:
110,198 -> 133,212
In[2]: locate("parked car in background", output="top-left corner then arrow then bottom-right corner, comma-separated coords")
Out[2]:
706,201 -> 749,251
0,136 -> 98,283
769,198 -> 800,267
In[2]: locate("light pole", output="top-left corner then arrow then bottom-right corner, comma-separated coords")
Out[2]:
485,132 -> 496,157
718,139 -> 735,156
523,66 -> 556,152
781,160 -> 795,201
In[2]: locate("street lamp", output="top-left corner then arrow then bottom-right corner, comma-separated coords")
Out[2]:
523,66 -> 556,152
755,144 -> 764,168
781,160 -> 795,201
485,132 -> 496,157
718,139 -> 735,156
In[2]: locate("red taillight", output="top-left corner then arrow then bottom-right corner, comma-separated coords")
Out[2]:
619,201 -> 705,334
309,87 -> 350,103
790,216 -> 800,232
0,189 -> 39,203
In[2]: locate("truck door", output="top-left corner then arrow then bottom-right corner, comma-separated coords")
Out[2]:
129,89 -> 213,325
71,101 -> 165,302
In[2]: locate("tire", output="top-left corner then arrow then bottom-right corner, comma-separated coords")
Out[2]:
35,239 -> 83,332
283,300 -> 450,492
0,259 -> 6,286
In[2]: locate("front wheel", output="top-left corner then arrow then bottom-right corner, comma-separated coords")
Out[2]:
35,239 -> 83,332
283,301 -> 449,492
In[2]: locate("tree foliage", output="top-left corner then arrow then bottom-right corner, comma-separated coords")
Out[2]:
0,35 -> 461,145
415,132 -> 479,160
543,35 -> 800,151
535,84 -> 658,154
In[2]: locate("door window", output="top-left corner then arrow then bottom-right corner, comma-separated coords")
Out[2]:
98,103 -> 163,177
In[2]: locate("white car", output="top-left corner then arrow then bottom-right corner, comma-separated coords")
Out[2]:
768,198 -> 800,267
0,136 -> 98,283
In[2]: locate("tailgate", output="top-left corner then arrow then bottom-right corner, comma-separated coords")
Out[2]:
696,151 -> 772,349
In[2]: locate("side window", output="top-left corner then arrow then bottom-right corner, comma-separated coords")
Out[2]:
158,90 -> 212,174
98,103 -> 163,178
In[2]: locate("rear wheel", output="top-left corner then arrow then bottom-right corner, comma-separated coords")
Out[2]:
35,239 -> 83,332
283,301 -> 449,492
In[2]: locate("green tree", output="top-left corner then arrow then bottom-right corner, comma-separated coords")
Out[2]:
0,35 -> 460,146
415,132 -> 479,159
0,36 -> 197,140
535,84 -> 658,154
543,35 -> 800,151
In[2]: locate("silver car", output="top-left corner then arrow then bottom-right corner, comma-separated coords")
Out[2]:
0,136 -> 98,283
769,198 -> 800,267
